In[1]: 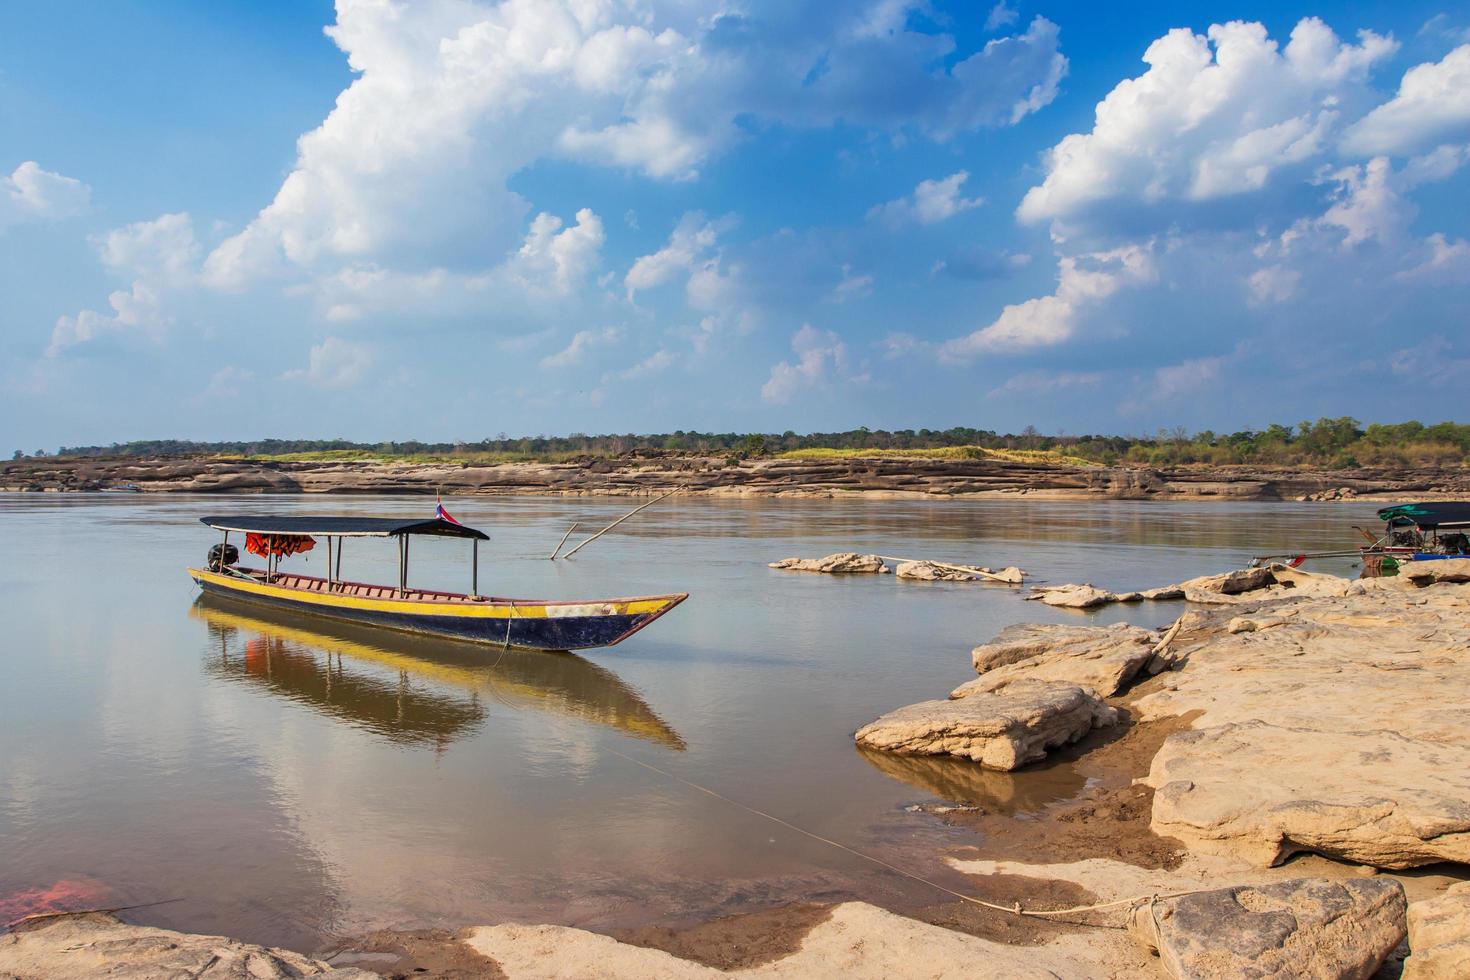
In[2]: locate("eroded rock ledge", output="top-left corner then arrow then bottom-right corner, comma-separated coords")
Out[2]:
857,567 -> 1470,977
7,453 -> 1470,499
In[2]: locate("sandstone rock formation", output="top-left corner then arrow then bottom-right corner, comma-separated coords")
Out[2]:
954,622 -> 1162,699
893,560 -> 1025,583
854,679 -> 1116,770
0,912 -> 377,979
768,553 -> 889,573
894,560 -> 967,580
1178,566 -> 1275,595
10,452 -> 1470,500
1127,877 -> 1405,980
1030,563 -> 1359,610
1031,583 -> 1118,608
1398,557 -> 1470,585
1147,722 -> 1470,869
1132,586 -> 1470,869
1403,882 -> 1470,979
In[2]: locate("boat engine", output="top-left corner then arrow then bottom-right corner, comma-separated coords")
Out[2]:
207,543 -> 239,572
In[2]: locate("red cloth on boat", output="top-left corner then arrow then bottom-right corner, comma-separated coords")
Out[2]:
245,532 -> 316,559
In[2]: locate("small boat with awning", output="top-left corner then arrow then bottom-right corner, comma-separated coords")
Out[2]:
188,514 -> 687,651
1249,501 -> 1470,576
1361,502 -> 1470,576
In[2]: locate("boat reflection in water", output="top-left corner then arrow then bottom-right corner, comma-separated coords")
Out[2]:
192,594 -> 685,750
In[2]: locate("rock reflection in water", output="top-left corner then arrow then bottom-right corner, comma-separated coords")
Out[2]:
192,595 -> 685,750
855,746 -> 1087,816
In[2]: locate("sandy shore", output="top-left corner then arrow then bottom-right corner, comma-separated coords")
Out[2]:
5,452 -> 1469,500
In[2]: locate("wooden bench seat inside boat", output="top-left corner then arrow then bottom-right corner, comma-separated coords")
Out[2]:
243,569 -> 488,602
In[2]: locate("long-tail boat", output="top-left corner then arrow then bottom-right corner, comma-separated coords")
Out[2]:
188,515 -> 687,650
1249,501 -> 1470,575
1360,502 -> 1470,576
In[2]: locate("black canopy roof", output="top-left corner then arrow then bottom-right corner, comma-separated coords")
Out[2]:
200,516 -> 489,540
1376,503 -> 1470,529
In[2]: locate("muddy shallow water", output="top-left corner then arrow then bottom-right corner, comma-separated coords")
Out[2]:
0,493 -> 1381,950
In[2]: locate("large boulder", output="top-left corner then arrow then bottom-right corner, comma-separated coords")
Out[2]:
1398,557 -> 1470,586
1403,882 -> 1470,979
894,561 -> 1025,583
855,679 -> 1116,770
768,553 -> 889,573
0,912 -> 378,979
1146,721 -> 1470,869
1031,584 -> 1118,608
894,560 -> 979,581
1177,566 -> 1275,596
1132,592 -> 1470,745
954,622 -> 1161,699
1264,564 -> 1356,597
1128,877 -> 1405,980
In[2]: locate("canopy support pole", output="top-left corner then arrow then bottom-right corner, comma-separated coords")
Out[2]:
335,536 -> 343,582
398,535 -> 408,597
326,536 -> 333,590
472,539 -> 479,597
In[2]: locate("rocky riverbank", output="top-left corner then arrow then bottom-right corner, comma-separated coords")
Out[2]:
851,560 -> 1470,977
4,453 -> 1469,499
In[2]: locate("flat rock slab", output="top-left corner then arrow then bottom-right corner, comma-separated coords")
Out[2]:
855,679 -> 1117,770
1399,558 -> 1470,586
894,560 -> 982,581
1178,566 -> 1276,596
1403,881 -> 1470,979
0,912 -> 378,979
768,553 -> 889,573
1147,721 -> 1470,869
957,622 -> 1159,698
1129,877 -> 1405,980
1033,584 -> 1117,608
893,561 -> 1025,583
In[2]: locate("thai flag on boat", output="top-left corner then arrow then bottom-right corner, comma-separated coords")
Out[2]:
435,495 -> 461,525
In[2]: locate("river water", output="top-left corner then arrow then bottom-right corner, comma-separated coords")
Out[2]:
0,493 -> 1382,950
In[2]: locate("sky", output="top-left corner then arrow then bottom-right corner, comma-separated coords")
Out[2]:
2,0 -> 1468,452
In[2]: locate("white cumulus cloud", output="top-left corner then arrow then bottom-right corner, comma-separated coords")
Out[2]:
94,212 -> 199,285
761,324 -> 866,403
1342,45 -> 1470,155
1,161 -> 89,230
868,171 -> 983,226
941,244 -> 1155,357
1017,18 -> 1397,225
281,337 -> 371,387
625,213 -> 719,300
200,0 -> 1069,293
511,207 -> 605,293
540,326 -> 621,368
1397,233 -> 1470,282
47,282 -> 163,357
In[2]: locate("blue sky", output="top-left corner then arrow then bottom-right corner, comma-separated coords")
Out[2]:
2,0 -> 1468,451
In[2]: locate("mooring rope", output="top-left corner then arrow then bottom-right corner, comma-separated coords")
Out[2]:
4,897 -> 185,931
604,745 -> 1208,929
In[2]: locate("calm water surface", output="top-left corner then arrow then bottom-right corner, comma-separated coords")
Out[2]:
0,493 -> 1381,949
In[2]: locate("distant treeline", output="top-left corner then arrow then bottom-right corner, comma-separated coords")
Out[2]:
26,418 -> 1470,468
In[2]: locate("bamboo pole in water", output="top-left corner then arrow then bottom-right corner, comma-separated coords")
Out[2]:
561,487 -> 685,559
548,523 -> 579,560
